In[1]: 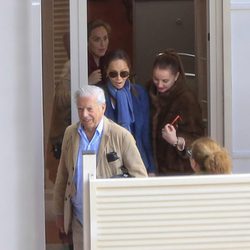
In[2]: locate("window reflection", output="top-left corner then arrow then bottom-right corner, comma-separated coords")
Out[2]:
43,0 -> 71,249
43,0 -> 208,248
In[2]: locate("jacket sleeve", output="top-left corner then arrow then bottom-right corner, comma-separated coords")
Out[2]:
120,129 -> 148,177
173,92 -> 204,149
53,128 -> 70,215
138,85 -> 156,173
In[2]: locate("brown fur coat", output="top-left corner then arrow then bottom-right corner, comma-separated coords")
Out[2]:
149,80 -> 204,175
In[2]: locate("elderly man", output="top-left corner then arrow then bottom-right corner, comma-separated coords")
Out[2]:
53,85 -> 147,250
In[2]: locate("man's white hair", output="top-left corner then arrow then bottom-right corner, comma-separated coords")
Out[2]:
74,85 -> 106,105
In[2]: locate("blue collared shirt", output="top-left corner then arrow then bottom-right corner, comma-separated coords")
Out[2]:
71,118 -> 104,224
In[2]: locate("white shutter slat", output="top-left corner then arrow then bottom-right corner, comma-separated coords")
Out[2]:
90,174 -> 250,250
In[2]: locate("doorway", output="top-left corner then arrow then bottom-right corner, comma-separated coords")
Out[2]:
42,0 -> 209,249
133,0 -> 208,133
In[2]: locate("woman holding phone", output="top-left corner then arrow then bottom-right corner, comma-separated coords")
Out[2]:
148,49 -> 204,175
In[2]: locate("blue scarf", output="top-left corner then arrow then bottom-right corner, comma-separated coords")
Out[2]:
107,80 -> 135,132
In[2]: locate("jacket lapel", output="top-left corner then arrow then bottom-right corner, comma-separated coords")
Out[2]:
96,117 -> 110,167
72,123 -> 80,174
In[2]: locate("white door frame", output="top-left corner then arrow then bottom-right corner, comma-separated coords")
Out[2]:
209,0 -> 231,151
222,0 -> 232,153
70,0 -> 88,122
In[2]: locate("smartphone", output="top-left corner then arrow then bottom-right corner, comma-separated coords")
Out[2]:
171,115 -> 182,127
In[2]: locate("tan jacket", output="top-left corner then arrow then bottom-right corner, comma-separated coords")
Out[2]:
50,60 -> 71,145
53,117 -> 148,233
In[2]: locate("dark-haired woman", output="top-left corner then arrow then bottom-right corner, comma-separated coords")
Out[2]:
149,49 -> 204,176
102,49 -> 155,174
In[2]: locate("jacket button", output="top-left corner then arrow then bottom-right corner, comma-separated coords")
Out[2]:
67,181 -> 70,185
64,197 -> 67,201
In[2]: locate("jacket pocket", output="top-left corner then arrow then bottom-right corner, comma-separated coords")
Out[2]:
108,158 -> 123,176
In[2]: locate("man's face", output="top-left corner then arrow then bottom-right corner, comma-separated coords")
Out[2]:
77,95 -> 106,134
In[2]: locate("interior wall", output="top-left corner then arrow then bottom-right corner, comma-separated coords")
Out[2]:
133,0 -> 195,85
231,0 -> 250,173
0,1 -> 45,249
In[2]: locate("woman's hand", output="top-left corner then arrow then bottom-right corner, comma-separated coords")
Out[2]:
162,123 -> 185,150
162,123 -> 177,145
88,69 -> 102,85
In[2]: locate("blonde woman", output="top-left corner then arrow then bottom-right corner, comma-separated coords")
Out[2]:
189,137 -> 232,174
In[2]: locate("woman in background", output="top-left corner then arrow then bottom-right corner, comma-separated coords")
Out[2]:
149,49 -> 204,176
102,49 -> 155,174
49,19 -> 111,159
189,137 -> 232,174
88,19 -> 111,85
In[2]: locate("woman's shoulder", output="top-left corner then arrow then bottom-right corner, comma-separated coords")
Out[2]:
173,82 -> 197,100
180,87 -> 198,104
131,83 -> 148,97
104,117 -> 134,138
132,82 -> 146,91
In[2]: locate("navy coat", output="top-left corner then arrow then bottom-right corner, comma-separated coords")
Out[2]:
104,83 -> 155,173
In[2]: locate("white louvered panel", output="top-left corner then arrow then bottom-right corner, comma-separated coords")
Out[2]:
53,0 -> 69,85
89,174 -> 250,250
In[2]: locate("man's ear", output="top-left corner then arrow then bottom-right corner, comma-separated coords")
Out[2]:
102,103 -> 106,113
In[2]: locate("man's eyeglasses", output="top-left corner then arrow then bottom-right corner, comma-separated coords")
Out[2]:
108,71 -> 130,78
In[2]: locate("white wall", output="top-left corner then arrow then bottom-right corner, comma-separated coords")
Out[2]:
0,1 -> 45,249
231,0 -> 250,173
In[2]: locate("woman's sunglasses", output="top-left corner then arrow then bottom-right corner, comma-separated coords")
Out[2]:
108,71 -> 130,78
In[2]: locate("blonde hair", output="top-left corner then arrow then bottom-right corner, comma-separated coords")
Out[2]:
191,137 -> 232,174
